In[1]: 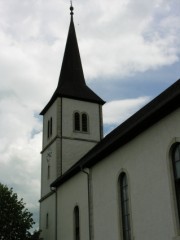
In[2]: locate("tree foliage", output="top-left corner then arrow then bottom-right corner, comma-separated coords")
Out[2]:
0,183 -> 40,240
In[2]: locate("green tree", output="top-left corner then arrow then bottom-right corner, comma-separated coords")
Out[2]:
27,230 -> 41,240
0,183 -> 40,240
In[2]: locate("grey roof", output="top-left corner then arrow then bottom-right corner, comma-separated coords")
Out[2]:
40,16 -> 105,115
51,79 -> 180,188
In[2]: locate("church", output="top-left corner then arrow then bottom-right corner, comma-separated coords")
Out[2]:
39,5 -> 180,240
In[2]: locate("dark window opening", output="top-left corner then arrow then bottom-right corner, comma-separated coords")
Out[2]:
47,117 -> 53,138
46,213 -> 49,229
47,121 -> 50,138
74,206 -> 80,240
50,117 -> 53,136
119,173 -> 131,240
74,112 -> 80,131
74,112 -> 89,133
82,113 -> 88,132
47,165 -> 50,179
172,143 -> 180,223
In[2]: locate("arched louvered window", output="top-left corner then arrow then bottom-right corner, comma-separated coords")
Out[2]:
82,113 -> 88,132
74,112 -> 80,131
74,206 -> 80,240
119,172 -> 132,240
73,112 -> 89,133
172,143 -> 180,222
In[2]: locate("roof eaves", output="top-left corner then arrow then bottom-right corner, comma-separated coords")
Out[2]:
40,92 -> 105,116
50,79 -> 180,188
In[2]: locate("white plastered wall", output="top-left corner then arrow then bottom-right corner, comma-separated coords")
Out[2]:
61,98 -> 102,173
41,99 -> 62,197
41,140 -> 60,197
91,108 -> 180,240
57,172 -> 90,240
62,138 -> 96,173
40,192 -> 56,240
62,98 -> 101,141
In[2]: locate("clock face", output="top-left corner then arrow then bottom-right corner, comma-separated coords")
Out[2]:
46,149 -> 52,162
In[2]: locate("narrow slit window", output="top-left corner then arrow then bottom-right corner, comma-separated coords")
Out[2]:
119,173 -> 131,240
46,213 -> 49,229
47,165 -> 50,179
50,117 -> 53,136
47,118 -> 52,138
172,143 -> 180,222
74,206 -> 80,240
47,120 -> 50,138
82,113 -> 88,132
74,112 -> 80,131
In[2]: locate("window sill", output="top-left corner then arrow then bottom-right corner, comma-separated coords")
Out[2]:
74,130 -> 89,134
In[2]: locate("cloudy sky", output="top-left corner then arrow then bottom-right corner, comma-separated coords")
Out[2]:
0,0 -> 180,230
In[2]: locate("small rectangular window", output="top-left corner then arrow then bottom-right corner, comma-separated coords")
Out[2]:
50,117 -> 53,136
47,117 -> 53,138
47,121 -> 50,138
47,165 -> 50,179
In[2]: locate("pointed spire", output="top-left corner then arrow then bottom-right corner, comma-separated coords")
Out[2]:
57,4 -> 86,92
40,5 -> 105,115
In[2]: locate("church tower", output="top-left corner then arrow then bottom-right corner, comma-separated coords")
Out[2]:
40,5 -> 105,201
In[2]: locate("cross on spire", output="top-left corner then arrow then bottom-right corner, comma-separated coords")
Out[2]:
70,1 -> 74,16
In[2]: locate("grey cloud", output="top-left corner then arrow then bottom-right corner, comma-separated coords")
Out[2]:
0,0 -> 179,231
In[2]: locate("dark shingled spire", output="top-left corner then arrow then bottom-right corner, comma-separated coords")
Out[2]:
40,6 -> 105,115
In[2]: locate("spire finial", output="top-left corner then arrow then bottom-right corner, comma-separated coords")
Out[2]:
70,1 -> 74,16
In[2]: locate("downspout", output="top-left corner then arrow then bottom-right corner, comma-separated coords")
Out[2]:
81,167 -> 92,240
51,187 -> 57,240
